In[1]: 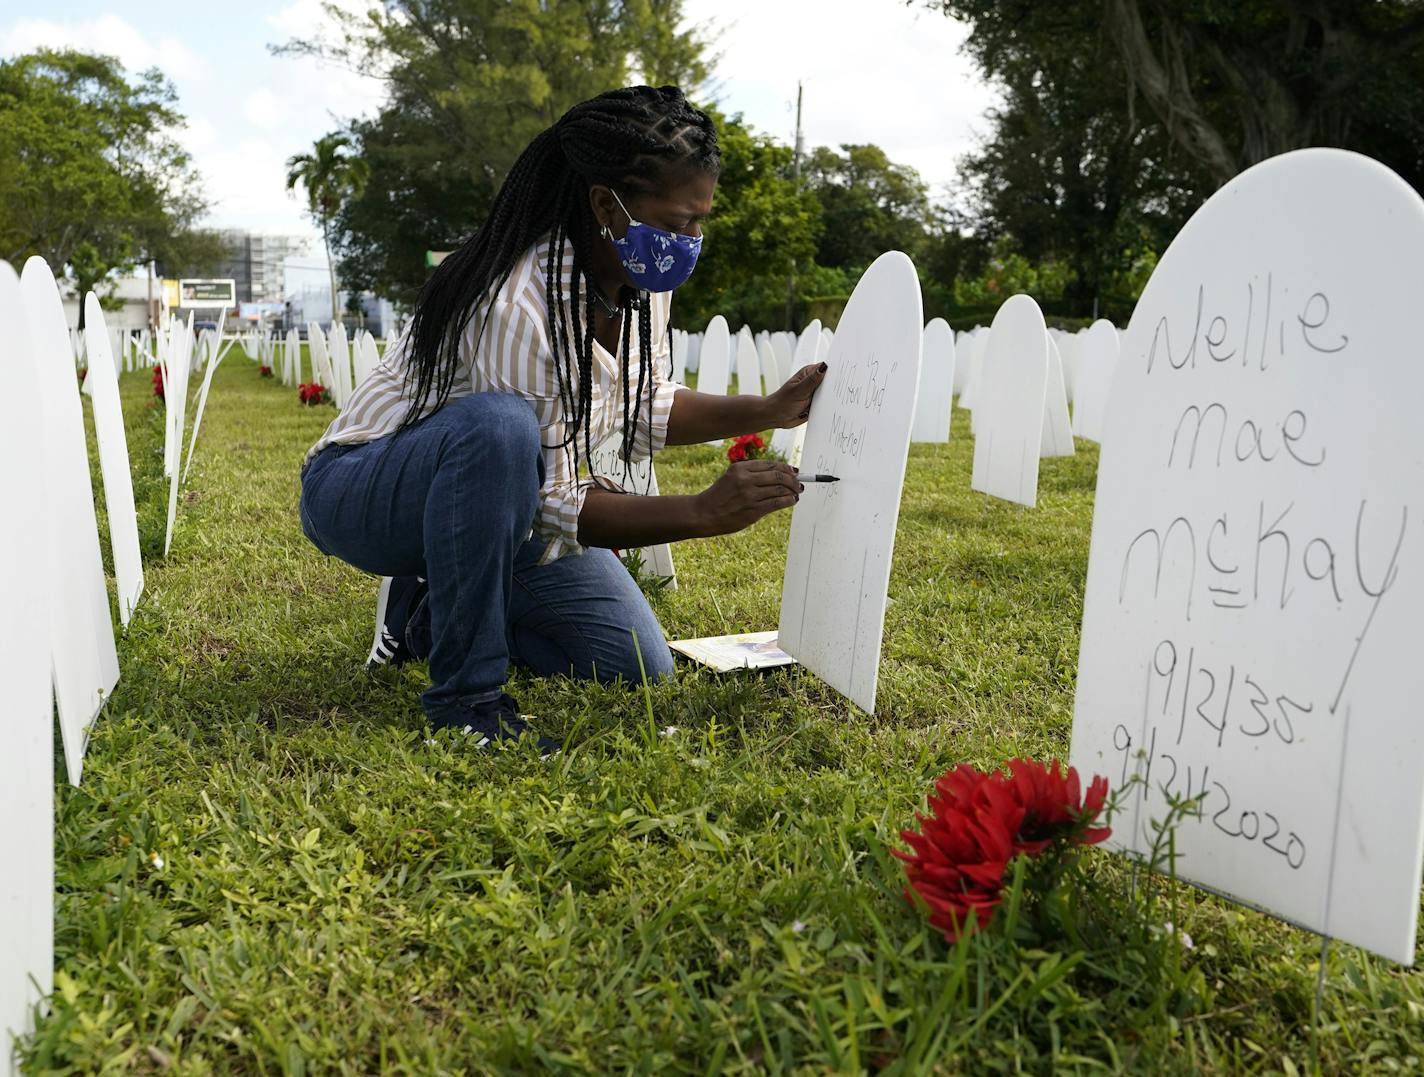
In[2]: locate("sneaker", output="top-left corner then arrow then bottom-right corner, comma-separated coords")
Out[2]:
367,575 -> 428,670
427,693 -> 561,758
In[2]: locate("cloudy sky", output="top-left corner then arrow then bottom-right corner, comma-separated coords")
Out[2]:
2,0 -> 998,281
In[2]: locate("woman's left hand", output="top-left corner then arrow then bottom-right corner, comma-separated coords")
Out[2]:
766,362 -> 828,429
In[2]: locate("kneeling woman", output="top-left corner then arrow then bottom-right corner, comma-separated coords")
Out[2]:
299,86 -> 824,752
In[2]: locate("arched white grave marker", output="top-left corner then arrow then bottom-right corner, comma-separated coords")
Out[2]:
83,297 -> 144,624
779,253 -> 922,712
697,316 -> 730,397
360,330 -> 382,386
971,295 -> 1048,507
22,258 -> 120,785
685,332 -> 702,375
1054,328 -> 1080,404
1070,148 -> 1424,965
285,328 -> 301,385
958,329 -> 989,413
0,263 -> 54,1070
757,335 -> 782,393
185,312 -> 237,484
163,315 -> 193,555
308,322 -> 335,390
1070,319 -> 1119,442
1040,332 -> 1075,458
735,325 -> 761,396
588,433 -> 676,589
671,329 -> 688,383
328,322 -> 353,407
911,317 -> 955,442
771,334 -> 793,391
770,318 -> 822,465
952,330 -> 973,395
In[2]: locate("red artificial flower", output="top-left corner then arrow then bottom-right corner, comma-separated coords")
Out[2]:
894,759 -> 1111,943
152,364 -> 165,401
892,764 -> 1016,942
298,382 -> 329,406
259,364 -> 274,378
727,432 -> 767,463
998,758 -> 1112,855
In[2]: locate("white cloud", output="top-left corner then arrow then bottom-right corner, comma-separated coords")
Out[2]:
242,88 -> 284,130
184,116 -> 218,154
683,0 -> 999,198
262,0 -> 389,134
193,135 -> 313,236
0,14 -> 208,83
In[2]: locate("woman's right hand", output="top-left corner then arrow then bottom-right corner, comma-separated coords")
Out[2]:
695,459 -> 802,536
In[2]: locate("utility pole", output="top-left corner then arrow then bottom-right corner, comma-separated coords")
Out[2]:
783,81 -> 804,332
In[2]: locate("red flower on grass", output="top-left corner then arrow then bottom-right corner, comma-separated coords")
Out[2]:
893,759 -> 1111,942
999,758 -> 1111,855
152,364 -> 165,401
259,364 -> 274,378
298,382 -> 329,406
727,433 -> 766,463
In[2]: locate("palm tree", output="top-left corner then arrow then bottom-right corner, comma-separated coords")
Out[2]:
286,133 -> 369,324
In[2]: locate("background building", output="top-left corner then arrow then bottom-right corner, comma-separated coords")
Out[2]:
215,230 -> 309,304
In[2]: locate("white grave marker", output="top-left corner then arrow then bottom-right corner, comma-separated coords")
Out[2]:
958,328 -> 989,413
1070,148 -> 1424,964
0,263 -> 54,1073
697,316 -> 730,397
83,297 -> 144,624
355,329 -> 381,387
328,322 -> 352,406
285,327 -> 301,385
184,311 -> 235,484
757,335 -> 782,393
588,432 -> 677,589
685,332 -> 702,375
671,329 -> 688,383
1070,319 -> 1119,443
779,253 -> 922,712
23,258 -> 120,785
735,325 -> 761,396
771,334 -> 794,392
970,295 -> 1048,507
769,318 -> 822,466
163,315 -> 193,555
1040,332 -> 1076,458
308,322 -> 335,390
911,317 -> 955,442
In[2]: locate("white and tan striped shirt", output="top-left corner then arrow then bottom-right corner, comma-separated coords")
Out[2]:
306,236 -> 680,563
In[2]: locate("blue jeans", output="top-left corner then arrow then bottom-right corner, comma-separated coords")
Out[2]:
299,393 -> 674,721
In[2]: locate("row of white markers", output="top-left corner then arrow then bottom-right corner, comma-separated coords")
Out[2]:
665,309 -> 1119,505
0,271 -> 385,1075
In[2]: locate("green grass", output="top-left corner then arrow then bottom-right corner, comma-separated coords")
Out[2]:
21,356 -> 1424,1074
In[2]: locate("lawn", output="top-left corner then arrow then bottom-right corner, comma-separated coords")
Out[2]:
23,354 -> 1424,1074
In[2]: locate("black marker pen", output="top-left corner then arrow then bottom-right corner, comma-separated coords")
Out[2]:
798,474 -> 840,483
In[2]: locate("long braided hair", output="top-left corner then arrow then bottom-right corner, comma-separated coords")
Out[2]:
401,85 -> 720,474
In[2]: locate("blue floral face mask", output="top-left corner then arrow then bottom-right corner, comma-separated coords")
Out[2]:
606,188 -> 702,292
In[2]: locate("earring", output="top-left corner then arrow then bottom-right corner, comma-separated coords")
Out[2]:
600,224 -> 612,240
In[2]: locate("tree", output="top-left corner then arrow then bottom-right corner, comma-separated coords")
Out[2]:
951,4 -> 1206,318
933,0 -> 1424,193
278,0 -> 712,305
802,143 -> 934,273
0,49 -> 210,325
286,133 -> 370,323
671,110 -> 821,329
1100,0 -> 1424,187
